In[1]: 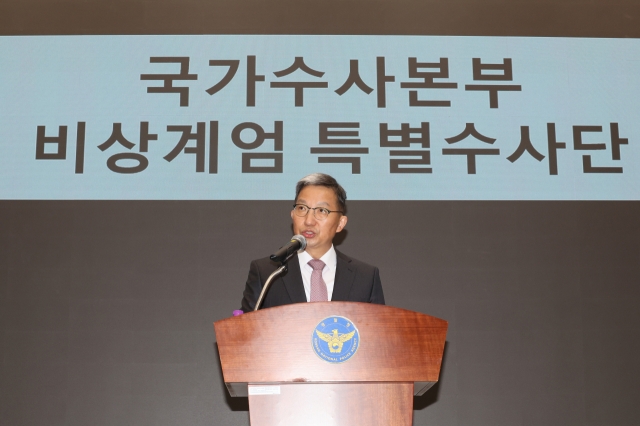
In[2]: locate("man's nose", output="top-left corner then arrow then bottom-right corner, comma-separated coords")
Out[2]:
303,209 -> 317,224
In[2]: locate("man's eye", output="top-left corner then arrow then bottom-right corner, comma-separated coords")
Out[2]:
297,205 -> 307,212
318,208 -> 329,215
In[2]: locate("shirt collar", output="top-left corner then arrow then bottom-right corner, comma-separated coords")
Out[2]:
299,245 -> 337,270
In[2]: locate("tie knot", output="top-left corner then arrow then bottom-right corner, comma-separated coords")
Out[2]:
308,259 -> 326,271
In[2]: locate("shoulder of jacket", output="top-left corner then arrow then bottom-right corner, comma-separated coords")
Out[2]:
336,250 -> 378,271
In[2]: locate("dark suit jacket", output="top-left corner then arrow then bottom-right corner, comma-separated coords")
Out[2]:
240,250 -> 385,312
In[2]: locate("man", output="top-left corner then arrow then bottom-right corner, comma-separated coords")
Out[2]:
240,173 -> 385,311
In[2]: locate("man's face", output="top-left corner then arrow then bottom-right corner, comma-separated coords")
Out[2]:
291,185 -> 348,259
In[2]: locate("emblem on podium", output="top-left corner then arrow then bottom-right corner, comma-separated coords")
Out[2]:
312,316 -> 360,363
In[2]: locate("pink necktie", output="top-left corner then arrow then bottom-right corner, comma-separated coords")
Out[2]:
308,259 -> 328,302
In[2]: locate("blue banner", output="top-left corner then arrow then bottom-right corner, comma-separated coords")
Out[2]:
1,35 -> 638,199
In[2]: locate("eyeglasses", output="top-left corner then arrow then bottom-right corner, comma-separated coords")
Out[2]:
292,204 -> 344,220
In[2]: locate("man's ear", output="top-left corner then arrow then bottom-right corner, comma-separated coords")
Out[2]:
336,215 -> 348,233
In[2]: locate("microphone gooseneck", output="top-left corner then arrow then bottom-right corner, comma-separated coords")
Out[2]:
255,235 -> 307,311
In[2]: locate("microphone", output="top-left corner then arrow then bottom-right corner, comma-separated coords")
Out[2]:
255,235 -> 307,311
270,235 -> 307,264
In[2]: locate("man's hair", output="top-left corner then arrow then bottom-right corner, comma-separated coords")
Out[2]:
295,173 -> 347,214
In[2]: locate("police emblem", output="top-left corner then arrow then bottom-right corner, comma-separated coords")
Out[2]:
312,316 -> 360,363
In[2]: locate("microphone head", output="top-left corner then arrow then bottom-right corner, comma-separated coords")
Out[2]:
291,234 -> 307,252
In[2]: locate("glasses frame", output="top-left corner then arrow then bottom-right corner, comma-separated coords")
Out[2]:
292,203 -> 344,220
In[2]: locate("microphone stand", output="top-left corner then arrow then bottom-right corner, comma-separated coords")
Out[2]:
254,251 -> 298,311
254,238 -> 305,312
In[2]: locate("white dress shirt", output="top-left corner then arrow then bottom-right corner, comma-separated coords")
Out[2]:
297,245 -> 337,302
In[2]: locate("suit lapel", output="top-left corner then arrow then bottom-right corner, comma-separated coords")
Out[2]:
331,250 -> 356,301
280,254 -> 308,304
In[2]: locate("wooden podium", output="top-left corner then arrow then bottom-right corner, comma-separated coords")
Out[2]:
214,302 -> 447,426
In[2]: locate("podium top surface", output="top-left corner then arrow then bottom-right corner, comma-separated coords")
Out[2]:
214,302 -> 447,386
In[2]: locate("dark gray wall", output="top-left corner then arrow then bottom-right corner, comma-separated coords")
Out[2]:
1,0 -> 640,37
1,201 -> 639,425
